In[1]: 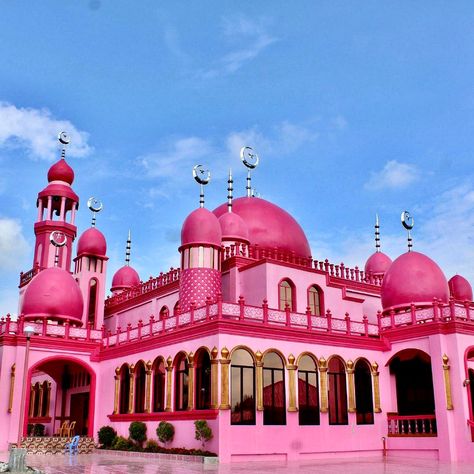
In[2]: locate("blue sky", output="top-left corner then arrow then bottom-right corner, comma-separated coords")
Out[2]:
1,2 -> 474,315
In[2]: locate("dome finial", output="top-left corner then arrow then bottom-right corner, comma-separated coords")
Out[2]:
401,210 -> 414,252
50,231 -> 67,267
240,146 -> 259,198
87,197 -> 103,227
193,164 -> 211,208
125,229 -> 132,266
375,213 -> 381,252
227,168 -> 233,213
58,131 -> 70,160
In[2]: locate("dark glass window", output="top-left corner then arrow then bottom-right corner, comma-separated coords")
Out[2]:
355,360 -> 374,425
263,352 -> 286,425
195,350 -> 211,410
159,306 -> 169,321
119,365 -> 130,414
231,349 -> 255,425
88,279 -> 98,326
175,356 -> 188,411
328,357 -> 348,425
134,362 -> 146,413
153,359 -> 165,412
298,355 -> 319,425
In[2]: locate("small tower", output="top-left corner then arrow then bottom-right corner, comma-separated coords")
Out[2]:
111,230 -> 140,295
32,132 -> 79,273
74,198 -> 108,328
179,165 -> 222,311
364,214 -> 392,281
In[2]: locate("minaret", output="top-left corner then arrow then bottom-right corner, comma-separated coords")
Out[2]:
32,132 -> 79,273
179,165 -> 222,311
74,198 -> 108,328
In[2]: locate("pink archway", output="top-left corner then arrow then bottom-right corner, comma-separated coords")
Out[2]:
24,356 -> 96,438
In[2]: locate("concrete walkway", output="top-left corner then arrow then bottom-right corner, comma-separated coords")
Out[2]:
2,451 -> 474,473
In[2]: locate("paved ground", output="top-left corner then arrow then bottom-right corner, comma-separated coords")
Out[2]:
2,451 -> 474,474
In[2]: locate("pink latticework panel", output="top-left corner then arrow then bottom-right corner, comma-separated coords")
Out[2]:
312,316 -> 328,330
268,309 -> 286,324
244,306 -> 263,320
222,303 -> 239,317
290,313 -> 307,327
179,268 -> 221,312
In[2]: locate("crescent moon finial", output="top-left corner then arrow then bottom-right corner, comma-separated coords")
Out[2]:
240,146 -> 259,198
193,164 -> 211,208
401,210 -> 414,251
58,131 -> 70,160
50,231 -> 67,267
87,197 -> 103,227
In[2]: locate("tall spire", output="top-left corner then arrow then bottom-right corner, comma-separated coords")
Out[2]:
227,169 -> 233,212
401,211 -> 414,252
125,229 -> 131,266
375,213 -> 381,252
240,146 -> 259,197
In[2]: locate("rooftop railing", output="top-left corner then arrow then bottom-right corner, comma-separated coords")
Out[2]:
387,413 -> 437,436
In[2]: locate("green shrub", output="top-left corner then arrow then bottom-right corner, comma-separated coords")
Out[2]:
129,421 -> 147,447
156,421 -> 174,446
144,439 -> 160,453
27,424 -> 34,437
33,424 -> 45,437
98,426 -> 117,448
194,420 -> 213,447
112,435 -> 134,451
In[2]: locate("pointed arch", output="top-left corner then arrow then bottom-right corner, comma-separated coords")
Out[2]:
298,353 -> 319,425
195,347 -> 211,410
159,305 -> 170,321
354,358 -> 374,424
307,284 -> 324,316
119,363 -> 130,414
174,352 -> 189,411
263,350 -> 286,425
134,360 -> 146,414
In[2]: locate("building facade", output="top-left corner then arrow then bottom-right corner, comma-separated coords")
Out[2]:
1,144 -> 474,462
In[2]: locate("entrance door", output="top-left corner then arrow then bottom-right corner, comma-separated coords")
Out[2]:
69,393 -> 90,436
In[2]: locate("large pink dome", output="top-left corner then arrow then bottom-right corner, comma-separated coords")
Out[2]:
47,159 -> 74,185
213,197 -> 311,257
21,267 -> 83,325
365,251 -> 392,276
181,208 -> 222,247
77,228 -> 107,257
218,212 -> 249,242
448,275 -> 473,301
381,251 -> 449,312
111,265 -> 140,291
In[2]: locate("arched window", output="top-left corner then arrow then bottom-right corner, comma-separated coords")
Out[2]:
355,359 -> 374,425
134,361 -> 146,414
152,357 -> 165,412
159,306 -> 169,321
88,279 -> 98,326
307,285 -> 323,316
263,352 -> 286,425
298,355 -> 319,425
174,354 -> 189,411
33,382 -> 40,417
119,364 -> 130,414
195,349 -> 211,410
41,381 -> 50,417
173,301 -> 180,316
279,279 -> 295,311
231,348 -> 255,425
328,356 -> 348,425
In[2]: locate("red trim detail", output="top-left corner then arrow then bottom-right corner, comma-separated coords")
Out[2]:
108,409 -> 218,422
28,416 -> 52,423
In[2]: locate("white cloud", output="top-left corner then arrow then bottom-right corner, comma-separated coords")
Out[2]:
199,16 -> 277,78
365,160 -> 419,190
0,102 -> 92,160
0,218 -> 29,271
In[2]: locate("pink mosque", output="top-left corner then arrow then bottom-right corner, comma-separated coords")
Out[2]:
1,137 -> 474,463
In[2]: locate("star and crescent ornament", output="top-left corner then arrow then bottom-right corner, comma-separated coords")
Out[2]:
240,146 -> 259,169
50,231 -> 67,247
192,164 -> 211,185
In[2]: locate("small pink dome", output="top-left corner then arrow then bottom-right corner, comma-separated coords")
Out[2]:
21,267 -> 83,325
47,159 -> 74,185
181,208 -> 222,247
77,228 -> 107,257
214,197 -> 311,257
218,212 -> 249,242
111,265 -> 140,291
365,251 -> 392,276
381,251 -> 449,312
448,275 -> 473,301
